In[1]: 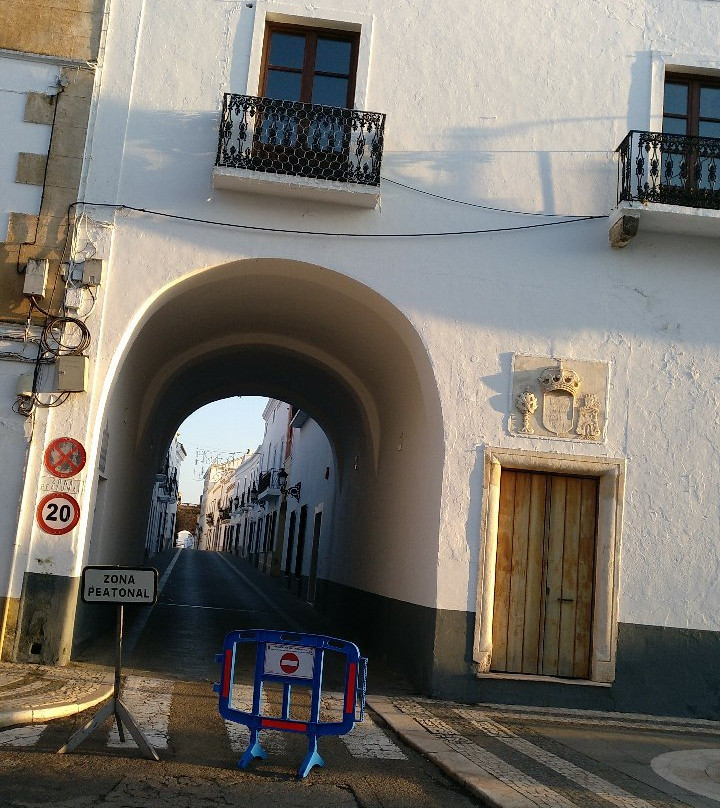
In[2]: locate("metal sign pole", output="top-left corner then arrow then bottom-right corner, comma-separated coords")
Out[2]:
113,603 -> 125,742
58,566 -> 160,760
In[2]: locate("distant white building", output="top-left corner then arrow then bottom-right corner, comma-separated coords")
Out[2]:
175,530 -> 194,549
197,455 -> 246,551
196,399 -> 333,604
144,435 -> 186,557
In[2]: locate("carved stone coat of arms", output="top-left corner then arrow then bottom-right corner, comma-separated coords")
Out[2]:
510,356 -> 608,441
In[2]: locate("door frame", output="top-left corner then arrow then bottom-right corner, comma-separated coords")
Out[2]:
474,447 -> 626,684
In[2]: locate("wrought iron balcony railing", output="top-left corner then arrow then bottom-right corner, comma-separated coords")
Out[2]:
257,468 -> 283,498
617,130 -> 720,209
215,94 -> 385,186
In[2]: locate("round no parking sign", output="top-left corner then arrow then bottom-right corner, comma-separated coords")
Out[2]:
44,437 -> 86,478
36,492 -> 80,535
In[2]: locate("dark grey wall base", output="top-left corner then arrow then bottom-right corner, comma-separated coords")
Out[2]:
16,572 -> 79,665
315,579 -> 720,719
22,565 -> 720,719
315,579 -> 438,691
72,598 -> 116,656
613,623 -> 720,718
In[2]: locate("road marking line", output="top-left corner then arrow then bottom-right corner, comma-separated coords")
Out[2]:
460,702 -> 720,733
119,550 -> 182,656
0,724 -> 47,747
320,692 -> 406,759
341,714 -> 407,759
154,603 -> 273,614
392,698 -> 580,807
108,676 -> 173,749
456,710 -> 656,808
224,719 -> 288,757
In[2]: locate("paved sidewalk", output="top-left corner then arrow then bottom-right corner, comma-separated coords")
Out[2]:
0,661 -> 112,728
370,695 -> 720,808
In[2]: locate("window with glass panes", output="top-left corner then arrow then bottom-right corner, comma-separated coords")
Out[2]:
260,24 -> 359,109
662,75 -> 720,192
663,75 -> 720,138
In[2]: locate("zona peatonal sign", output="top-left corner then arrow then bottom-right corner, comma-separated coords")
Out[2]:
82,566 -> 158,605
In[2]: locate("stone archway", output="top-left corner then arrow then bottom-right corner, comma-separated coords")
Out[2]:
74,258 -> 445,685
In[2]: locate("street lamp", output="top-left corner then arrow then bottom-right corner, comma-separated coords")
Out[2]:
277,467 -> 301,501
250,485 -> 258,506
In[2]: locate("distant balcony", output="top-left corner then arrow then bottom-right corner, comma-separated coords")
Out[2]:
612,130 -> 720,243
257,468 -> 282,503
213,94 -> 385,208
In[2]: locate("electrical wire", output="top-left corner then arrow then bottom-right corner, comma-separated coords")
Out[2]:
40,316 -> 91,356
70,200 -> 605,239
380,175 -> 601,217
14,296 -> 91,416
14,186 -> 604,415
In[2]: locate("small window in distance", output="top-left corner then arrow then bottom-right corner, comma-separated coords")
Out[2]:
663,74 -> 720,139
260,23 -> 359,109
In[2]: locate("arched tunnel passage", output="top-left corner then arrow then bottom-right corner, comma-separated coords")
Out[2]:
76,259 -> 445,687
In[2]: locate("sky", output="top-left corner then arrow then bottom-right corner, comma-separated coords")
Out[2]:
176,396 -> 268,504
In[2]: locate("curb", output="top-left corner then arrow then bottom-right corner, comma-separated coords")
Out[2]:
0,678 -> 114,729
368,696 -> 534,808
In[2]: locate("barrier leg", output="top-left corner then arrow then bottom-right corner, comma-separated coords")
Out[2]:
237,727 -> 267,769
297,733 -> 324,779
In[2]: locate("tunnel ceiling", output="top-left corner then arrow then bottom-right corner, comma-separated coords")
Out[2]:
111,258 -> 441,472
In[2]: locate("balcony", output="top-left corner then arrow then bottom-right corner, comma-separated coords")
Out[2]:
213,94 -> 385,208
612,130 -> 720,244
256,468 -> 283,504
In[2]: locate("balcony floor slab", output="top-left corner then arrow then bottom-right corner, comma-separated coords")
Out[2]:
611,201 -> 720,240
213,166 -> 380,209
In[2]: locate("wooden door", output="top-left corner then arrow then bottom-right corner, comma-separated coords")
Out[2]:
491,470 -> 598,678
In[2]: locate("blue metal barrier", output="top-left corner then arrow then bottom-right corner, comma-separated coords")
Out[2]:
214,629 -> 367,778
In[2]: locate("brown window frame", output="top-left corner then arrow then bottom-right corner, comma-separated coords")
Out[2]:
259,22 -> 360,109
663,72 -> 720,138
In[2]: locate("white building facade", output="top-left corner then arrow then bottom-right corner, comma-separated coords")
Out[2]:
197,400 -> 336,602
144,434 -> 186,557
2,0 -> 720,717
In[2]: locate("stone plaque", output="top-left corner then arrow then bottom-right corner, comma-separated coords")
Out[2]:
510,355 -> 608,441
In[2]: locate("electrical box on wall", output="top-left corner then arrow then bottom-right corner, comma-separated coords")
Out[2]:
23,259 -> 49,297
16,373 -> 34,397
61,259 -> 103,287
81,259 -> 103,286
56,355 -> 88,392
64,287 -> 83,310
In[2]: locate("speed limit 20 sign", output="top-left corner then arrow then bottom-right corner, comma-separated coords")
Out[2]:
36,492 -> 80,535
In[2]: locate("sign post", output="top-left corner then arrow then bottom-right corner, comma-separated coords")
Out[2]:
58,566 -> 159,760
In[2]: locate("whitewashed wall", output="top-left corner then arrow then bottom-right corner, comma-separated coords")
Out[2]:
283,416 -> 335,581
0,366 -> 30,603
0,55 -> 55,239
7,0 -> 720,652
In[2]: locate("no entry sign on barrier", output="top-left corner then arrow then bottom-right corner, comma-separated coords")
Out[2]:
264,643 -> 316,679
